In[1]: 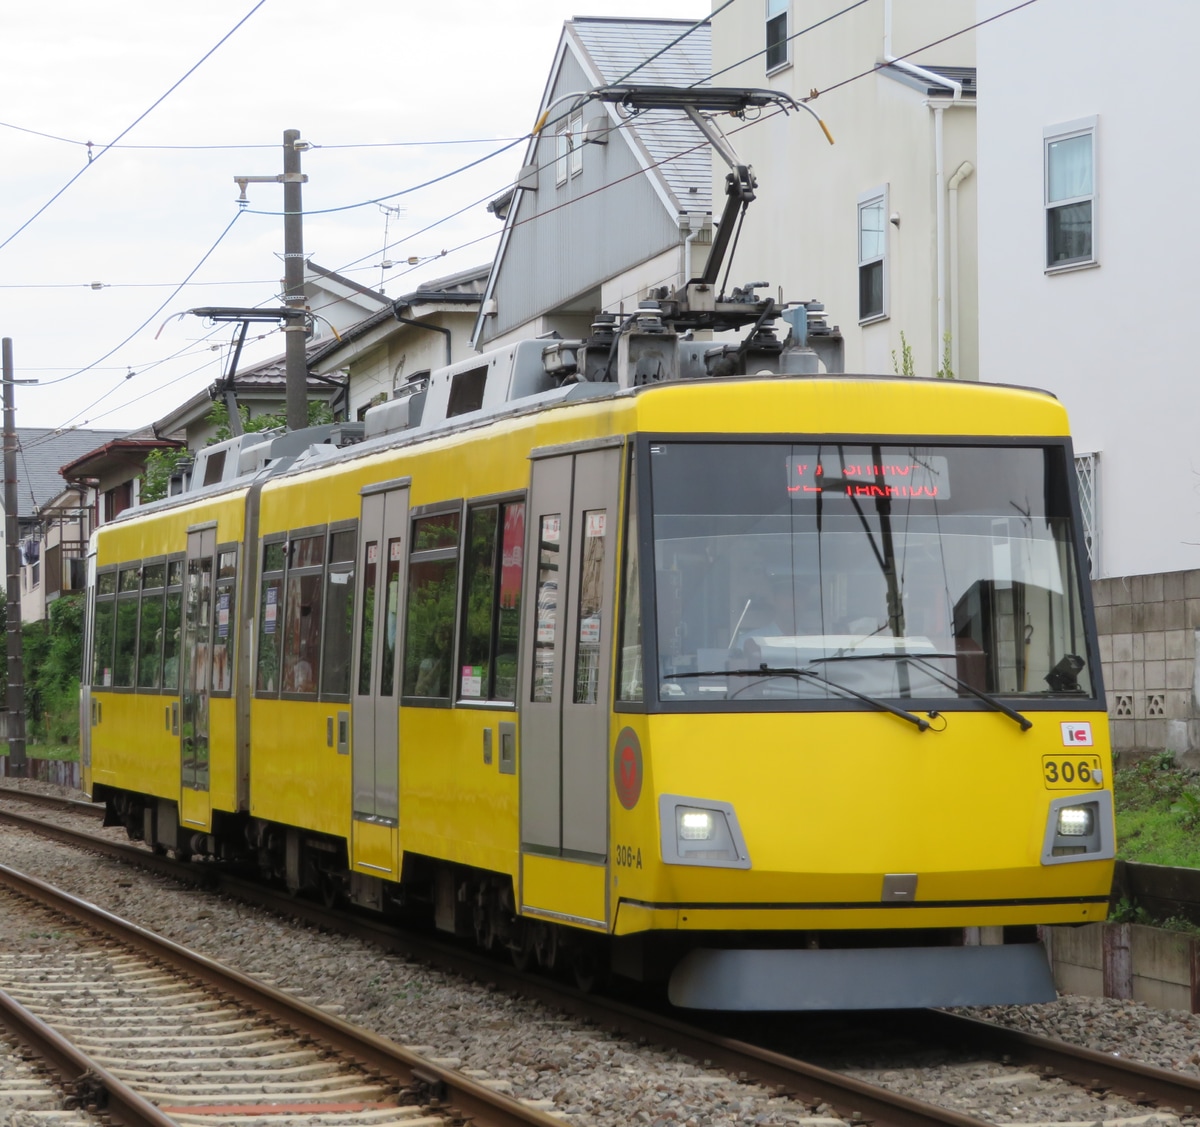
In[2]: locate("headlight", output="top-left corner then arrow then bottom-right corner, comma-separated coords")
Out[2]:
678,809 -> 715,840
659,794 -> 751,869
1057,806 -> 1094,836
1041,792 -> 1113,865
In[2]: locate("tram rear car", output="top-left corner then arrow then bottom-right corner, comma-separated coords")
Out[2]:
82,366 -> 1113,1010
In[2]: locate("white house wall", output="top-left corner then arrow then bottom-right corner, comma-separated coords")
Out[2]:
708,0 -> 976,379
975,0 -> 1200,579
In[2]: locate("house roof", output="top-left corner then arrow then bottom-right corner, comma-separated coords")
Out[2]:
59,430 -> 184,482
152,340 -> 347,439
309,264 -> 489,373
9,427 -> 126,519
568,17 -> 713,214
474,17 -> 712,347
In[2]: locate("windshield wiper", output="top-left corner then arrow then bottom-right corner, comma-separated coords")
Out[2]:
807,652 -> 1033,732
664,666 -> 930,731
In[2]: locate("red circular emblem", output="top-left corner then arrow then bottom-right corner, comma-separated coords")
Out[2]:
614,727 -> 643,810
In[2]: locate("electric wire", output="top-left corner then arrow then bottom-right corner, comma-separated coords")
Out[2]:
0,0 -> 267,256
34,209 -> 244,394
25,0 -> 1029,433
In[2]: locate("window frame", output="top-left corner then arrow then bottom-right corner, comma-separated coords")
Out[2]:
135,556 -> 168,692
320,518 -> 358,702
1074,452 -> 1099,580
278,525 -> 327,701
857,185 -> 889,324
1044,116 -> 1097,273
765,0 -> 790,73
554,110 -> 584,186
255,533 -> 288,697
401,501 -> 463,706
457,493 -> 526,707
209,543 -> 239,698
91,566 -> 118,689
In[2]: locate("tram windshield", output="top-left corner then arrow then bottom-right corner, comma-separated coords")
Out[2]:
644,441 -> 1094,705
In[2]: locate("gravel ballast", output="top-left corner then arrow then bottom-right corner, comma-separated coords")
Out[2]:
2,781 -> 1199,1127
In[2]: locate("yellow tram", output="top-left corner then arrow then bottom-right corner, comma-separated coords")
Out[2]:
82,316 -> 1114,1009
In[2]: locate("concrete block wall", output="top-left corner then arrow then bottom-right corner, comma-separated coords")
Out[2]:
1093,568 -> 1200,762
1042,922 -> 1200,1013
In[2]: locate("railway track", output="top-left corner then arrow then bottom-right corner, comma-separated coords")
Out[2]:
0,859 -> 566,1126
4,789 -> 1200,1127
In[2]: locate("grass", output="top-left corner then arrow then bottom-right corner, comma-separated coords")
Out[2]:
1113,754 -> 1200,868
0,741 -> 78,762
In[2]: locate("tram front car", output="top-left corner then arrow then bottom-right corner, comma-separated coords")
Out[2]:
613,380 -> 1113,1010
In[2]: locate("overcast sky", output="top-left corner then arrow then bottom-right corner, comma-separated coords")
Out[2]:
0,0 -> 707,434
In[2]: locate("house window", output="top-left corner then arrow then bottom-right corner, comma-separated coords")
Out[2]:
766,0 -> 789,71
555,110 -> 583,185
1045,117 -> 1096,270
858,186 -> 888,322
1074,452 -> 1099,579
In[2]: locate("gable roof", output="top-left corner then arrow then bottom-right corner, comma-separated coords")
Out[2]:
9,427 -> 126,518
568,17 -> 713,215
474,16 -> 712,347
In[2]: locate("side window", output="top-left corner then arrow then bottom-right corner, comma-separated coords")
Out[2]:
459,500 -> 525,703
92,569 -> 117,687
162,559 -> 184,693
402,510 -> 461,700
573,511 -> 608,704
858,185 -> 888,323
766,0 -> 788,71
256,540 -> 286,693
211,548 -> 237,695
1045,117 -> 1096,270
113,565 -> 140,688
136,563 -> 166,690
321,525 -> 357,698
531,514 -> 561,704
617,454 -> 643,702
357,541 -> 379,696
281,533 -> 323,696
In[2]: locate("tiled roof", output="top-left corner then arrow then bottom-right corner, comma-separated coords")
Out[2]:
10,427 -> 126,518
569,17 -> 712,213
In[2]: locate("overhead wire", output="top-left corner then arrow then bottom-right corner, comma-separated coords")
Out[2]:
0,0 -> 267,257
29,0 -> 1032,433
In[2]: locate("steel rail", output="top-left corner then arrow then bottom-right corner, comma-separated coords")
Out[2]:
901,1009 -> 1200,1113
0,861 -> 565,1127
7,807 -> 1200,1125
0,986 -> 177,1127
0,785 -> 104,817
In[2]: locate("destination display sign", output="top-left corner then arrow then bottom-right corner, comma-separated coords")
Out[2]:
786,454 -> 951,501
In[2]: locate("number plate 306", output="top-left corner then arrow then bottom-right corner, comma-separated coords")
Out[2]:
1042,755 -> 1102,789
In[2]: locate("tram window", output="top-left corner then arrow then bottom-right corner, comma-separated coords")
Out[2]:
321,526 -> 356,699
92,593 -> 115,688
379,539 -> 403,697
617,456 -> 643,703
531,514 -> 561,704
162,562 -> 183,693
136,592 -> 165,690
460,506 -> 498,699
256,539 -> 286,694
113,567 -> 140,688
573,510 -> 607,704
403,510 -> 461,700
212,548 -> 237,695
459,500 -> 524,702
357,541 -> 379,696
282,534 -> 323,696
97,571 -> 117,597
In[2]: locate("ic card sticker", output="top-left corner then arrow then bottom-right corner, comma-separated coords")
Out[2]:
1060,721 -> 1093,747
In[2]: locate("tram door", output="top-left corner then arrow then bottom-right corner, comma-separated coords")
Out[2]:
350,482 -> 409,877
520,444 -> 621,925
180,525 -> 215,830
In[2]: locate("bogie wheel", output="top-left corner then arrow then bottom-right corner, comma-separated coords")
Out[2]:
533,922 -> 558,970
570,941 -> 609,993
509,925 -> 534,972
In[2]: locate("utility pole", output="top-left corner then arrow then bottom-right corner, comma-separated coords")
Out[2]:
2,338 -> 28,778
234,128 -> 309,432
